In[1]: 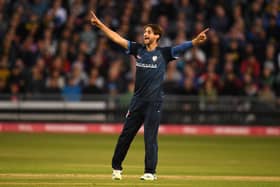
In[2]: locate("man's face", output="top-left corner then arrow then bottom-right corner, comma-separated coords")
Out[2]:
143,27 -> 159,45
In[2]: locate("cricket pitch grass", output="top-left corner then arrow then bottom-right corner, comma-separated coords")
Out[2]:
0,133 -> 280,187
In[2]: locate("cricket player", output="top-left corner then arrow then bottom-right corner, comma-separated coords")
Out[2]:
90,11 -> 208,180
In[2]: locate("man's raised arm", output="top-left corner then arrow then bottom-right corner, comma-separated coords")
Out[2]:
171,28 -> 209,58
90,11 -> 128,49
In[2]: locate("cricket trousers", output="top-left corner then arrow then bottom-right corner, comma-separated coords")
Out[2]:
112,97 -> 162,174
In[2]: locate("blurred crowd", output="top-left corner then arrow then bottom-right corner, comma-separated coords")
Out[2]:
0,0 -> 280,101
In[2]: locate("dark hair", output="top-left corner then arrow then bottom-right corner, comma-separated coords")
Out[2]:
143,24 -> 163,41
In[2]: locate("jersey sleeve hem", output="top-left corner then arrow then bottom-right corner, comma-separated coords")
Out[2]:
125,40 -> 131,54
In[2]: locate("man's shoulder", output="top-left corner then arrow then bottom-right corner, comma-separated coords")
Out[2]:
158,46 -> 172,50
157,46 -> 175,62
157,46 -> 172,54
127,41 -> 145,55
130,41 -> 144,48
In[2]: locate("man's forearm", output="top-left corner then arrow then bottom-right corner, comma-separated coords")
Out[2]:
171,41 -> 193,58
97,22 -> 128,49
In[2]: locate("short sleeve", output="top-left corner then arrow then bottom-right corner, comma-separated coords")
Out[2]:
126,41 -> 142,56
161,47 -> 176,63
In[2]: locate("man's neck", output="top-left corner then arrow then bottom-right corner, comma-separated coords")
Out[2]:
146,42 -> 158,51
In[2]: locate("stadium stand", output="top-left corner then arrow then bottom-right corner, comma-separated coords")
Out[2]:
0,0 -> 280,125
0,0 -> 279,101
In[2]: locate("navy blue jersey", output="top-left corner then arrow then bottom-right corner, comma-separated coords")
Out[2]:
127,41 -> 176,101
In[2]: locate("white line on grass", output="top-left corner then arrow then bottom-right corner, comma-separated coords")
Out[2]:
0,182 -> 92,186
0,183 -> 188,187
1,173 -> 280,182
96,183 -> 187,186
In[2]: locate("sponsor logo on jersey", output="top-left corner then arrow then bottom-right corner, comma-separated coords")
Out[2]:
136,62 -> 157,68
152,56 -> 158,62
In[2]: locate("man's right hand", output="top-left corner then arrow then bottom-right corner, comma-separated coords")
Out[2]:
90,11 -> 102,27
89,10 -> 128,49
192,28 -> 209,46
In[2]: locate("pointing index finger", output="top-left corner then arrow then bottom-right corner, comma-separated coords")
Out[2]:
201,28 -> 210,34
90,10 -> 96,18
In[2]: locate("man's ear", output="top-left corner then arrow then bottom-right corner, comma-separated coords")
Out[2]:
155,34 -> 160,41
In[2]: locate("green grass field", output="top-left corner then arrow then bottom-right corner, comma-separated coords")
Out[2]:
0,133 -> 280,187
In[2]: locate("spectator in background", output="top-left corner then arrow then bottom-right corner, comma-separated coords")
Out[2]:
264,43 -> 277,72
173,11 -> 191,40
70,62 -> 88,87
151,0 -> 177,22
228,6 -> 246,43
69,0 -> 86,18
0,56 -> 10,81
275,50 -> 280,95
73,53 -> 86,70
225,39 -> 242,65
241,72 -> 258,97
232,4 -> 243,24
240,55 -> 261,79
80,24 -> 97,54
266,14 -> 280,42
178,77 -> 198,96
157,15 -> 172,47
204,30 -> 223,66
163,62 -> 182,94
193,0 -> 208,21
0,12 -> 7,40
29,0 -> 49,18
62,76 -> 81,101
105,59 -> 126,95
0,78 -> 8,99
39,28 -> 57,60
34,58 -> 47,78
243,43 -> 255,61
49,56 -> 66,76
119,80 -> 135,106
198,57 -> 220,88
210,5 -> 229,33
24,13 -> 40,38
258,84 -> 276,104
88,51 -> 105,74
9,82 -> 21,102
199,79 -> 218,102
20,36 -> 38,67
8,59 -> 26,93
56,40 -> 71,72
246,1 -> 263,27
263,0 -> 280,40
46,70 -> 65,89
220,60 -> 242,96
26,66 -> 45,95
248,18 -> 267,62
83,69 -> 104,96
260,63 -> 275,88
179,0 -> 194,22
47,0 -> 67,28
181,63 -> 198,87
184,46 -> 206,73
44,75 -> 61,100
